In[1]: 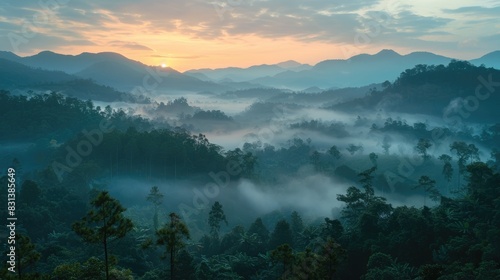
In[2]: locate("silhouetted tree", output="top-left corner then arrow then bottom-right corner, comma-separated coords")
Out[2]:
157,212 -> 190,280
269,220 -> 293,249
346,144 -> 363,155
290,211 -> 304,246
416,138 -> 432,160
328,145 -> 341,160
208,201 -> 228,239
72,191 -> 133,280
413,176 -> 440,206
271,244 -> 294,279
438,154 -> 454,185
147,186 -> 164,232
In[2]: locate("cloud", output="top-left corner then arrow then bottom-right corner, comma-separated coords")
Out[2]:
109,40 -> 153,50
150,54 -> 203,59
443,5 -> 500,16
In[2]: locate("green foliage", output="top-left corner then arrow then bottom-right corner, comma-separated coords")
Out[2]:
246,218 -> 270,255
450,141 -> 480,174
413,175 -> 440,205
225,148 -> 257,178
20,180 -> 42,205
439,154 -> 454,183
269,220 -> 293,249
52,257 -> 105,280
346,143 -> 364,155
72,191 -> 133,280
146,186 -> 163,231
362,253 -> 417,280
337,167 -> 392,230
290,211 -> 304,248
156,212 -> 190,279
208,201 -> 228,239
328,145 -> 342,160
416,138 -> 432,160
271,244 -> 294,277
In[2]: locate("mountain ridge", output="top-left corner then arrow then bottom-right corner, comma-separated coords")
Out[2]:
1,49 -> 498,91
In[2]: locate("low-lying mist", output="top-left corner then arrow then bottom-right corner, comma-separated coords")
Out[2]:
103,162 -> 429,239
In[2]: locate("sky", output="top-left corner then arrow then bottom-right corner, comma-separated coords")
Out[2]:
0,0 -> 499,71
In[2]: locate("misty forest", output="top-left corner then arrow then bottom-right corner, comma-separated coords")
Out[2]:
1,49 -> 500,280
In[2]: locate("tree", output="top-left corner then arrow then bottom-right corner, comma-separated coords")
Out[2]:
346,144 -> 364,155
310,150 -> 322,171
369,152 -> 378,167
20,180 -> 41,205
416,138 -> 432,160
72,191 -> 133,280
490,149 -> 500,171
450,141 -> 480,173
225,148 -> 257,178
413,176 -> 440,206
438,154 -> 454,187
271,244 -> 294,278
450,142 -> 480,186
322,218 -> 344,240
328,145 -> 341,160
247,217 -> 270,254
208,201 -> 228,239
318,238 -> 345,280
269,220 -> 293,249
147,186 -> 164,231
290,211 -> 304,247
157,212 -> 190,280
337,167 -> 392,230
176,249 -> 196,280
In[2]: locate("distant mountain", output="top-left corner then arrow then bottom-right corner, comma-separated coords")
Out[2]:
185,64 -> 286,83
15,51 -> 144,74
276,60 -> 312,71
0,58 -> 141,102
0,51 -> 22,63
0,58 -> 74,88
470,51 -> 500,69
77,62 -> 228,93
184,60 -> 311,83
251,49 -> 454,90
300,86 -> 324,93
0,50 -> 230,93
2,49 -> 498,94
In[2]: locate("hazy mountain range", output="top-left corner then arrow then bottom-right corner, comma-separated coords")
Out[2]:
0,49 -> 498,95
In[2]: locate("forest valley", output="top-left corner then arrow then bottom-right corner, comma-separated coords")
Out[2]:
1,62 -> 500,279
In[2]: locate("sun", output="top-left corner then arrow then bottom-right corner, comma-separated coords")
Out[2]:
161,63 -> 167,68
